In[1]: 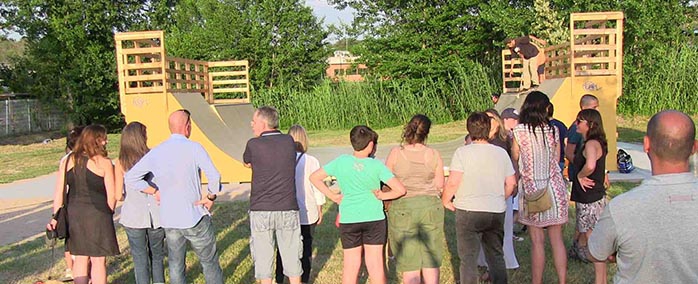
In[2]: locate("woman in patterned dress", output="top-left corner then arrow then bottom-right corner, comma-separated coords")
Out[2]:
511,91 -> 568,284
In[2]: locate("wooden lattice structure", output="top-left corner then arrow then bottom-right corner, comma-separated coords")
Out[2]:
502,12 -> 624,94
114,31 -> 251,104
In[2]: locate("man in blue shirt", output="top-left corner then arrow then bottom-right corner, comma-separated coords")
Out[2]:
125,109 -> 223,284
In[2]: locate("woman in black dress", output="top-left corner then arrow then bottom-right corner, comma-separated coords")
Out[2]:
47,124 -> 119,284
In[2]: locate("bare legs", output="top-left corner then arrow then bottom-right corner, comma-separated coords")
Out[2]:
73,256 -> 105,284
343,244 -> 386,284
528,225 -> 567,284
579,230 -> 607,284
402,268 -> 439,284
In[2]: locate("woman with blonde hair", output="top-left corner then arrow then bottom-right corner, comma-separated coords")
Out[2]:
385,114 -> 445,284
114,122 -> 165,284
47,124 -> 119,284
275,124 -> 325,284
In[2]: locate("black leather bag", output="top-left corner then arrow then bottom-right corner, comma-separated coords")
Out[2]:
48,158 -> 70,240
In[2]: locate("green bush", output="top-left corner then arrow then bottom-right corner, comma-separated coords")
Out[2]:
619,43 -> 698,115
253,61 -> 495,130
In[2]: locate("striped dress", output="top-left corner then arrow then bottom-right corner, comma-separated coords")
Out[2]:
513,124 -> 568,227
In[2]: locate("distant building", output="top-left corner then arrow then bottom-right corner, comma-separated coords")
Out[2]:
326,51 -> 368,82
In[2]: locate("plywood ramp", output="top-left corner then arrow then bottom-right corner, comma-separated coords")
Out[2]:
169,93 -> 253,183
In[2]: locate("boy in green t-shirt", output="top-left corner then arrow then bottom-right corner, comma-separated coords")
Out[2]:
310,125 -> 406,284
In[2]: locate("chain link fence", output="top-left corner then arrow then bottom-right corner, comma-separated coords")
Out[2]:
0,94 -> 66,137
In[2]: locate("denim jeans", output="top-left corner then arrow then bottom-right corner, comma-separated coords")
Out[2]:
165,215 -> 223,284
124,226 -> 166,284
455,209 -> 506,284
275,224 -> 315,283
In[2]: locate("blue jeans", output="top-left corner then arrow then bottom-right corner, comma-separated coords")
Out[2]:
165,215 -> 223,284
124,227 -> 166,284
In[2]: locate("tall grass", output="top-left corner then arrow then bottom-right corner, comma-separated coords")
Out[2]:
253,61 -> 495,130
619,43 -> 698,115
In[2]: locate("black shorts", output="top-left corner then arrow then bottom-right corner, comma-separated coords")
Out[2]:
339,219 -> 387,249
537,64 -> 545,75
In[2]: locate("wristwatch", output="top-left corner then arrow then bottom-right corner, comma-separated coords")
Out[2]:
207,194 -> 217,201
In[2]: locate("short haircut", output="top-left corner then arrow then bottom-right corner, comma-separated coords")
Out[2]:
288,124 -> 309,153
547,102 -> 555,118
255,106 -> 279,129
467,112 -> 491,141
579,94 -> 599,109
647,110 -> 696,162
350,125 -> 378,151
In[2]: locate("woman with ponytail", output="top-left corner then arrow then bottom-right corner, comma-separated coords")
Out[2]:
384,114 -> 445,284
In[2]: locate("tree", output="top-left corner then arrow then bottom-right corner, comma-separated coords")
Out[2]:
531,0 -> 568,45
0,1 -> 165,128
327,0 -> 540,79
164,0 -> 328,89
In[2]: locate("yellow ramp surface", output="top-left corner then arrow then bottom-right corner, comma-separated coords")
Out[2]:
495,77 -> 619,170
170,93 -> 253,183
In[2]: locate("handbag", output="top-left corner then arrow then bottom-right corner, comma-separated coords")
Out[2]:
525,182 -> 552,214
48,157 -> 70,239
525,130 -> 554,214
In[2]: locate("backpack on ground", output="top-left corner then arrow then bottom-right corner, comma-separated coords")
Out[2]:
617,149 -> 635,173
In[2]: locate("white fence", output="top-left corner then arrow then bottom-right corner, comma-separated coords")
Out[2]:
0,97 -> 65,136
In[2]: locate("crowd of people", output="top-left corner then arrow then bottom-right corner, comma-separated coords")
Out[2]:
46,91 -> 698,284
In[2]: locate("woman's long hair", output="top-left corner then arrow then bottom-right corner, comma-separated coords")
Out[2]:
577,109 -> 608,154
484,109 -> 508,142
71,124 -> 108,169
402,114 -> 431,146
119,122 -> 149,171
519,91 -> 553,137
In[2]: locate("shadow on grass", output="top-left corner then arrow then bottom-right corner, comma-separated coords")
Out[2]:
444,210 -> 460,283
0,131 -> 64,146
312,203 -> 339,283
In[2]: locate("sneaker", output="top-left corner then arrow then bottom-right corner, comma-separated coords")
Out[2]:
513,236 -> 524,242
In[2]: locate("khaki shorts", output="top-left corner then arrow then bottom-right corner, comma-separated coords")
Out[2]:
388,195 -> 444,272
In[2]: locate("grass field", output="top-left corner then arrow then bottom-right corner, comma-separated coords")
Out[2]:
0,182 -> 637,284
0,114 -> 658,184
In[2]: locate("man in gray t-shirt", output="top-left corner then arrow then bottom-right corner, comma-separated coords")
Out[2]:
587,110 -> 698,283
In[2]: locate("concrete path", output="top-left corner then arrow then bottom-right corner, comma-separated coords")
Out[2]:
0,139 -> 654,246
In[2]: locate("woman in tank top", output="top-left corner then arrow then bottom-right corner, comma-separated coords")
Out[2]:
47,125 -> 119,284
384,114 -> 445,284
571,109 -> 608,284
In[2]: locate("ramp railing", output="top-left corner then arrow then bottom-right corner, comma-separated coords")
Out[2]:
115,31 -> 251,105
207,60 -> 251,104
501,11 -> 624,93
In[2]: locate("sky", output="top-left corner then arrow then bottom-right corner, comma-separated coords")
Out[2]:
305,0 -> 355,27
